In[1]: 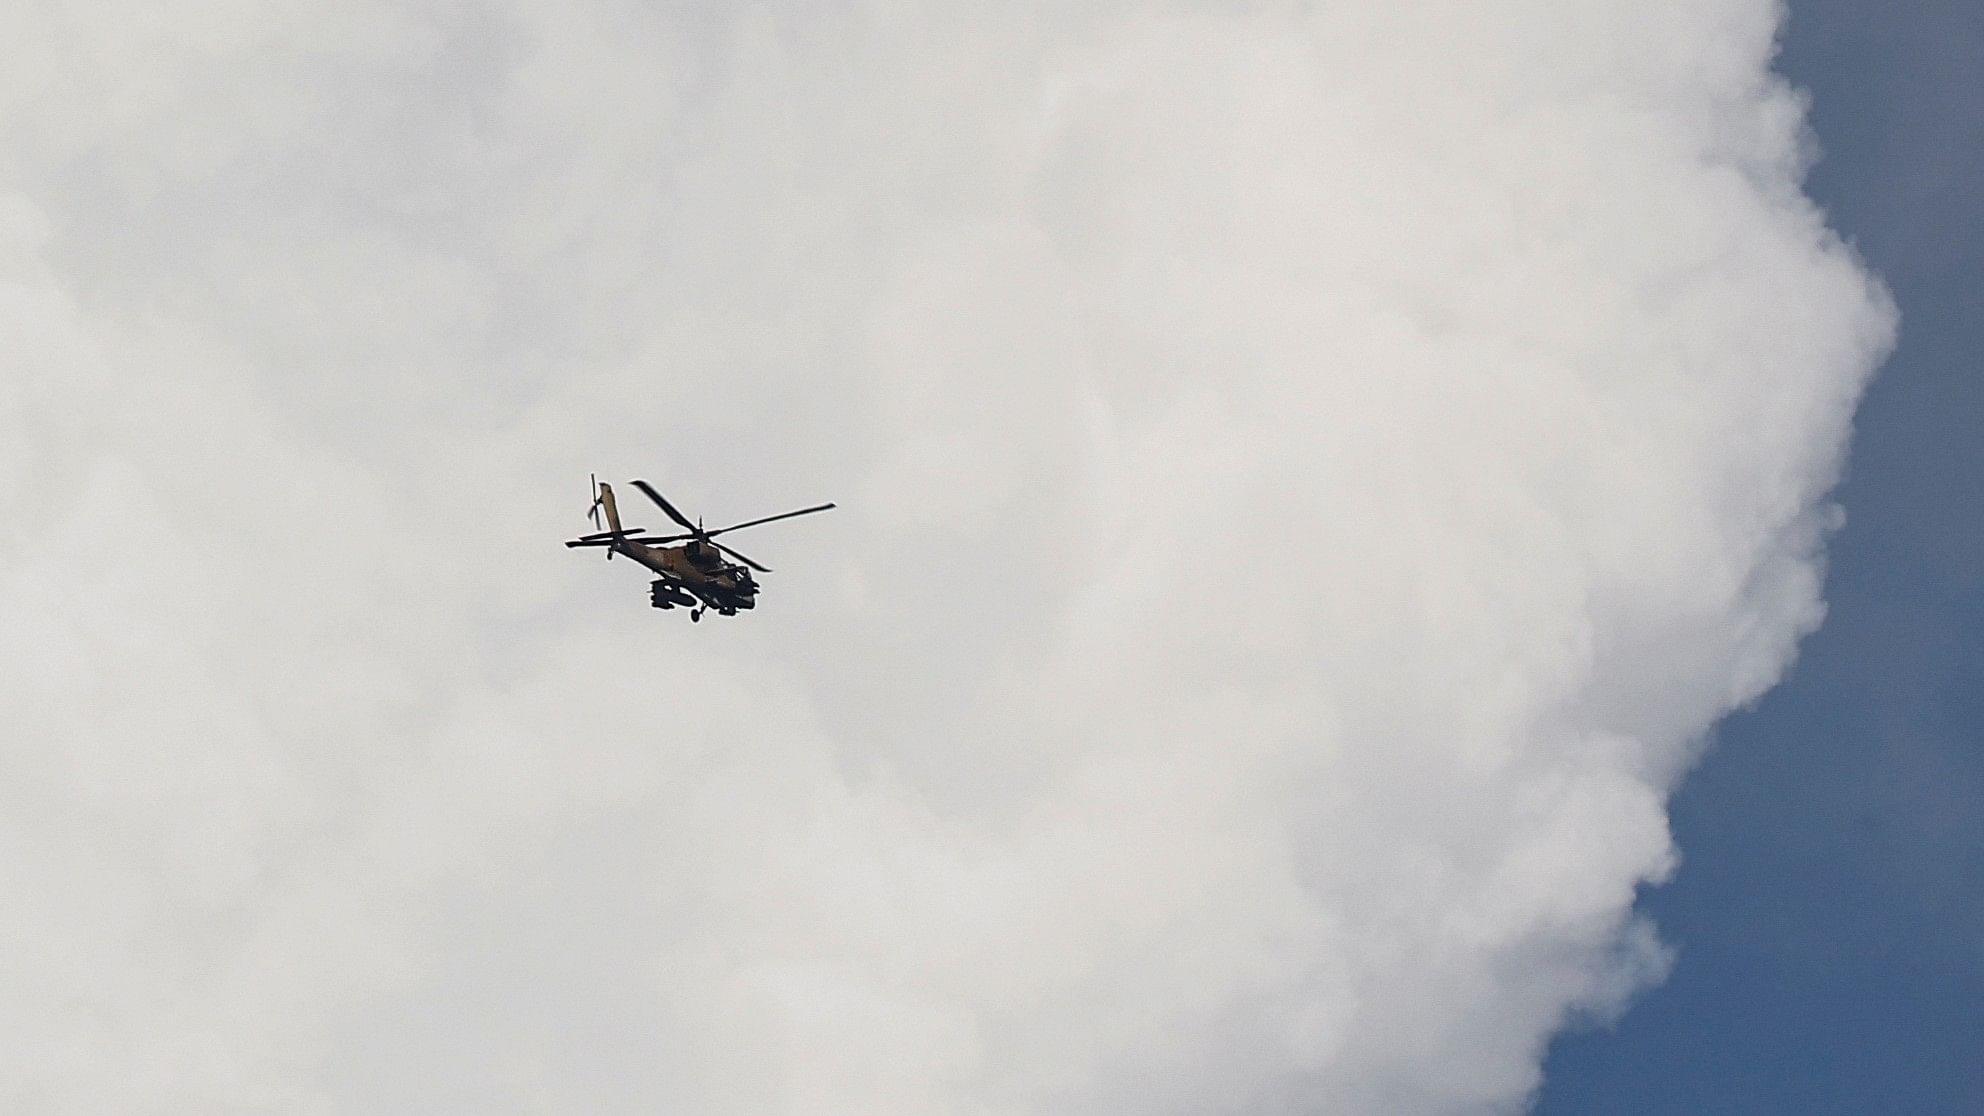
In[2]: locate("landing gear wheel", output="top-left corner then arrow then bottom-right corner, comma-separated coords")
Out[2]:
691,607 -> 704,623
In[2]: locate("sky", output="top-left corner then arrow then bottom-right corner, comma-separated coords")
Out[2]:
1540,0 -> 1984,1110
0,2 -> 1931,1113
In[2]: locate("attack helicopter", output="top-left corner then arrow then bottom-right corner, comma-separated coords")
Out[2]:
565,476 -> 834,621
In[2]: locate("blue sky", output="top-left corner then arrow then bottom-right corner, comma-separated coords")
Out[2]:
1540,1 -> 1984,1110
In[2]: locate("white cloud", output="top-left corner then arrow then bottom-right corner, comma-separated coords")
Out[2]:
0,2 -> 1892,1112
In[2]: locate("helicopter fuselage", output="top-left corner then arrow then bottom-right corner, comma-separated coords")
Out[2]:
613,538 -> 757,611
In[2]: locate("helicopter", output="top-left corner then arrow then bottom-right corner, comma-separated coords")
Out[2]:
565,476 -> 835,621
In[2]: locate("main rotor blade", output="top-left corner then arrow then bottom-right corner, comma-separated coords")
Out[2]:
703,503 -> 837,538
630,480 -> 699,533
573,526 -> 648,541
567,534 -> 667,548
708,539 -> 771,573
570,531 -> 702,548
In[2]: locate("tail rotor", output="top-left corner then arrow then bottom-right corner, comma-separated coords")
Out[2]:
574,473 -> 638,559
589,473 -> 613,558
